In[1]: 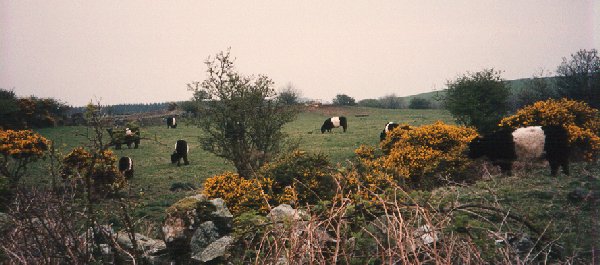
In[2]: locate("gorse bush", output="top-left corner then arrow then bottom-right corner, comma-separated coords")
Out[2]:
359,122 -> 478,189
500,98 -> 600,160
0,129 -> 50,205
202,171 -> 270,215
0,129 -> 49,159
208,123 -> 478,207
203,151 -> 336,215
259,150 -> 336,206
345,145 -> 398,201
61,147 -> 127,194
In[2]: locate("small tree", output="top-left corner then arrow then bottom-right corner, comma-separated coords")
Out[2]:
167,102 -> 178,111
378,94 -> 404,109
332,94 -> 356,106
277,82 -> 302,105
443,69 -> 511,133
408,97 -> 431,109
357,98 -> 382,108
556,49 -> 600,109
179,100 -> 201,117
189,50 -> 297,178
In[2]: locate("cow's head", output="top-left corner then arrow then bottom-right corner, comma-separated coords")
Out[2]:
467,136 -> 485,159
171,151 -> 180,164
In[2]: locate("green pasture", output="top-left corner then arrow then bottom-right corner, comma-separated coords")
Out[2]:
21,106 -> 600,258
30,107 -> 455,220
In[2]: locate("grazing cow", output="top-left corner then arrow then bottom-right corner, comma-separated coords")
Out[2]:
171,140 -> 189,166
380,122 -> 400,141
118,156 -> 134,179
321,116 -> 348,133
468,125 -> 570,176
167,117 -> 177,129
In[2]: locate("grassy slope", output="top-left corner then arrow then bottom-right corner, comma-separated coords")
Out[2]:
29,106 -> 598,259
399,77 -> 547,105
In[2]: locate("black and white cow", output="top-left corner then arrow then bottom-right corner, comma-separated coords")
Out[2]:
468,125 -> 570,176
380,122 -> 401,141
167,117 -> 177,129
321,116 -> 348,133
118,156 -> 134,179
171,140 -> 189,166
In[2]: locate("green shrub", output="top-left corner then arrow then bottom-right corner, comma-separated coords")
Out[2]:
259,150 -> 336,206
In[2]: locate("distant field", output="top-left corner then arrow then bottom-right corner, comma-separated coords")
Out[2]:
30,106 -> 455,220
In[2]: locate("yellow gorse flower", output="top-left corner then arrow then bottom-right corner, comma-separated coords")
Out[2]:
500,98 -> 600,161
203,172 -> 271,215
357,121 -> 478,191
0,129 -> 50,159
61,146 -> 127,193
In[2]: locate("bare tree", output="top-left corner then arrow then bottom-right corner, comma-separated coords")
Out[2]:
277,82 -> 302,105
556,49 -> 600,109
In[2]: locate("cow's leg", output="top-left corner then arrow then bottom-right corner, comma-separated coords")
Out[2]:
183,154 -> 189,165
115,144 -> 122,150
561,159 -> 570,176
134,140 -> 139,149
497,161 -> 513,176
548,159 -> 560,176
177,158 -> 181,167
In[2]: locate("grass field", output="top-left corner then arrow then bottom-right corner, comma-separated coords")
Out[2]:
30,106 -> 454,221
25,106 -> 599,260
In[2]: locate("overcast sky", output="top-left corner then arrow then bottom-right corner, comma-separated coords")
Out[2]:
1,1 -> 599,106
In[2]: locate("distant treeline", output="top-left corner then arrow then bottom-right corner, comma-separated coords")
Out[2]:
70,102 -> 173,116
356,95 -> 443,109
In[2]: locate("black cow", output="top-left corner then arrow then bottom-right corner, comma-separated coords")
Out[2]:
167,117 -> 177,129
379,122 -> 400,141
118,156 -> 134,179
468,125 -> 570,176
321,116 -> 348,133
171,140 -> 189,166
